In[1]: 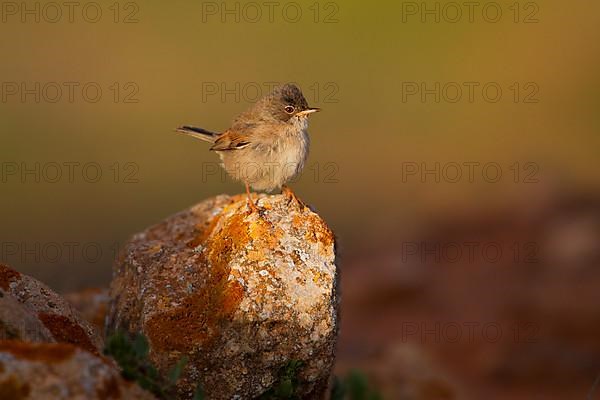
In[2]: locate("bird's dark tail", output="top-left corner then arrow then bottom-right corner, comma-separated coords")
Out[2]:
175,125 -> 218,142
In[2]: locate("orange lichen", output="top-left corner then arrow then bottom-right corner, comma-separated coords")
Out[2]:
146,210 -> 250,352
249,218 -> 282,248
303,213 -> 335,249
292,215 -> 304,230
0,340 -> 75,363
38,313 -> 99,356
0,264 -> 21,290
0,376 -> 30,400
221,280 -> 244,315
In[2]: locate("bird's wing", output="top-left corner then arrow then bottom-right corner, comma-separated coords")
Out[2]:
210,120 -> 283,152
210,129 -> 252,151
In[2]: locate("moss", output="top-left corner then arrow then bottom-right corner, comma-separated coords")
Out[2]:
104,331 -> 199,400
258,360 -> 304,399
330,370 -> 383,400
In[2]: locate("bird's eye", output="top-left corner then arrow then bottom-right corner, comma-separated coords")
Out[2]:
284,105 -> 295,114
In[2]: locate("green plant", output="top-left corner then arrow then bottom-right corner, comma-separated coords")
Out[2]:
330,370 -> 383,400
258,360 -> 304,399
104,332 -> 380,400
104,331 -> 203,400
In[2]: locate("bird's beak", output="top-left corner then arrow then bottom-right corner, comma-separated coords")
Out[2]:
296,108 -> 321,116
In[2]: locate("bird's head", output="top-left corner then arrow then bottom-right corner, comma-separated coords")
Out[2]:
258,83 -> 321,123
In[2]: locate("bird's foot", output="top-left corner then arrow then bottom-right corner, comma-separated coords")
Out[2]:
246,198 -> 262,214
282,185 -> 306,210
244,182 -> 263,215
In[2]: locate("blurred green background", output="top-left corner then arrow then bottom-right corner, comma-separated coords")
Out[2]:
1,0 -> 597,287
1,1 -> 600,398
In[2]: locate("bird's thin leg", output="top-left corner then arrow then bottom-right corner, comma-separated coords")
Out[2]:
282,184 -> 306,209
245,181 -> 259,213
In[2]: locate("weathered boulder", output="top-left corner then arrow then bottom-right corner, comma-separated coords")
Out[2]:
0,340 -> 155,400
0,292 -> 54,342
107,194 -> 340,399
0,263 -> 103,355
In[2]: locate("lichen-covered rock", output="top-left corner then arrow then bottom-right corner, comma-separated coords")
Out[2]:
0,340 -> 156,400
0,292 -> 54,342
107,194 -> 339,399
0,263 -> 103,355
65,288 -> 110,332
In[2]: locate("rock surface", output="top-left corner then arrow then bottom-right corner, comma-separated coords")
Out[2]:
0,263 -> 103,355
107,194 -> 339,399
0,340 -> 155,400
0,293 -> 55,342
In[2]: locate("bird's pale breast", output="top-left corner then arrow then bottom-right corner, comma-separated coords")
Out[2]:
219,117 -> 310,192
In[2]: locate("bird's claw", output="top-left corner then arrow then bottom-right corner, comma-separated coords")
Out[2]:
282,185 -> 306,210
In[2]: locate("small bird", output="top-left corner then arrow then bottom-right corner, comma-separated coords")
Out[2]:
176,83 -> 320,212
